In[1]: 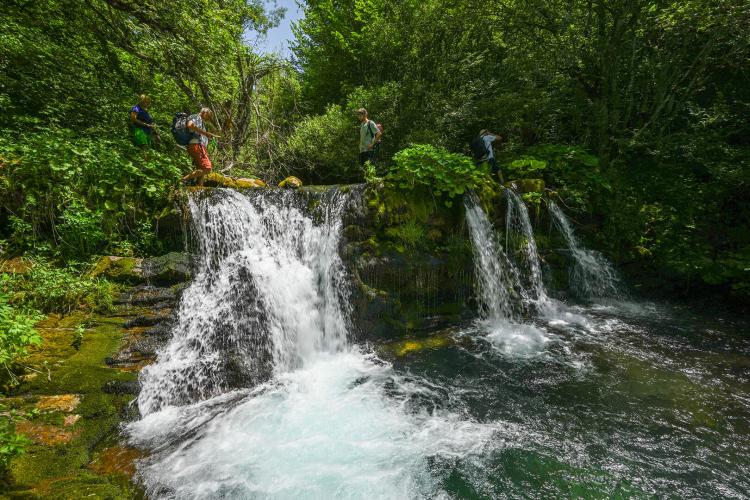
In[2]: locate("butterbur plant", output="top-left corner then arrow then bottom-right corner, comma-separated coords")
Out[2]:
388,144 -> 493,206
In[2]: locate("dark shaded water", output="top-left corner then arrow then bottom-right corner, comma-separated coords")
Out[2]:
390,300 -> 750,498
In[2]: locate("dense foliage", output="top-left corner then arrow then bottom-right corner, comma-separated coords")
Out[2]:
290,0 -> 750,301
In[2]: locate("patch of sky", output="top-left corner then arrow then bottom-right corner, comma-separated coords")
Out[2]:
246,0 -> 304,57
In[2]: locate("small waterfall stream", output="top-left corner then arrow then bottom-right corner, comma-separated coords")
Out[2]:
505,189 -> 550,307
547,201 -> 622,299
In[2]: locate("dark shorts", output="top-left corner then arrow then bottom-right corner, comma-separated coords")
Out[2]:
359,150 -> 375,166
187,144 -> 212,170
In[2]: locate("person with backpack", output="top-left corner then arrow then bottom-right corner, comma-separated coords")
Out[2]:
471,129 -> 504,183
130,94 -> 159,147
179,108 -> 220,187
356,108 -> 382,166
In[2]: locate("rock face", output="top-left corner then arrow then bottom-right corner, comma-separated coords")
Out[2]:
342,186 -> 475,338
90,252 -> 191,285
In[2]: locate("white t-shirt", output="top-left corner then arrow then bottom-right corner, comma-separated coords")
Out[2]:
482,134 -> 497,160
188,114 -> 209,146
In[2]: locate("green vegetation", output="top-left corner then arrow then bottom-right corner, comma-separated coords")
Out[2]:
389,145 -> 493,207
0,294 -> 42,373
290,0 -> 750,302
0,261 -> 115,315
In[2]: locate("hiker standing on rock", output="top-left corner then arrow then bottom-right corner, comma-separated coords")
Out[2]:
357,108 -> 382,166
181,108 -> 220,187
130,94 -> 159,147
471,130 -> 504,183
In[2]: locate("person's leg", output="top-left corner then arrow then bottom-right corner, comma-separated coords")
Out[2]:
359,152 -> 368,166
195,145 -> 212,187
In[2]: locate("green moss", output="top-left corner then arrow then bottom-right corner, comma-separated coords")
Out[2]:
4,307 -> 142,496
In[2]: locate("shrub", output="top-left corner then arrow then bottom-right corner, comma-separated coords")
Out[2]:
388,144 -> 493,207
0,128 -> 184,259
0,260 -> 115,314
0,293 -> 42,370
281,104 -> 357,181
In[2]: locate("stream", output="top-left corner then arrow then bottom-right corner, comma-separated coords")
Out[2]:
126,189 -> 750,499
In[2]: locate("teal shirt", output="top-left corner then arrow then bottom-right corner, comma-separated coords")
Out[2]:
359,120 -> 378,153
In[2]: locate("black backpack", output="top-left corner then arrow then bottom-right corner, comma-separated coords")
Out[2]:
470,135 -> 489,160
171,112 -> 193,146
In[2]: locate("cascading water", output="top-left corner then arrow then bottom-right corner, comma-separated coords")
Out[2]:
463,191 -> 550,356
547,200 -> 622,299
505,189 -> 549,306
463,191 -> 524,321
136,189 -> 351,415
128,188 -> 502,499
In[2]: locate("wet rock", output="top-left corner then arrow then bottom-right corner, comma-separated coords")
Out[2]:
102,380 -> 140,395
115,285 -> 178,306
16,421 -> 81,446
89,256 -> 143,284
142,252 -> 191,285
143,322 -> 173,338
35,394 -> 81,413
124,310 -> 173,328
343,225 -> 371,242
129,335 -> 167,358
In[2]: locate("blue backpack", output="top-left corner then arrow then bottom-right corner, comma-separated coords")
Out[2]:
171,112 -> 193,146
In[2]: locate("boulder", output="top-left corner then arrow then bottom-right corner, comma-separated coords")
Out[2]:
142,252 -> 191,285
89,256 -> 144,284
91,252 -> 191,285
278,176 -> 303,189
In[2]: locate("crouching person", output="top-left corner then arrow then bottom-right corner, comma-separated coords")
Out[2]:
182,108 -> 220,187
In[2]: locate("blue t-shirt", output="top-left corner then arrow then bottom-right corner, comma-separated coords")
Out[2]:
130,104 -> 154,132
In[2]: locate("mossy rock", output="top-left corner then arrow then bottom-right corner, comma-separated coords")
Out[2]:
505,178 -> 546,193
278,176 -> 303,189
142,252 -> 191,285
89,256 -> 143,284
203,172 -> 266,189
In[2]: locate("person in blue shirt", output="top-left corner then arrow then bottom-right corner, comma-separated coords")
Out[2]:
130,95 -> 159,147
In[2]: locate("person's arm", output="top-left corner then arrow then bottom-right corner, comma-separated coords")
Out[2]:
368,122 -> 381,149
187,120 -> 219,138
130,111 -> 154,128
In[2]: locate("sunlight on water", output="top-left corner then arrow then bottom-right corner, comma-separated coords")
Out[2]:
129,350 -> 510,499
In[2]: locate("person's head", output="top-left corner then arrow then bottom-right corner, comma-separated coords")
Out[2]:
199,107 -> 213,121
139,94 -> 151,108
479,129 -> 489,137
356,108 -> 368,123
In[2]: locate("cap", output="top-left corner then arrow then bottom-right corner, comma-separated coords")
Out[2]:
356,108 -> 367,115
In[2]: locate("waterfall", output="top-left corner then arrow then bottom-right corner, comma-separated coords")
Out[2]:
137,188 -> 352,415
463,191 -> 550,356
547,201 -> 622,299
505,189 -> 549,306
463,192 -> 524,320
128,188 -> 501,498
